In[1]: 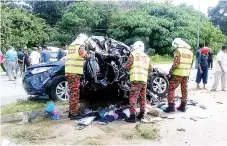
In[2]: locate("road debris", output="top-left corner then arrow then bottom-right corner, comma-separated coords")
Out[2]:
141,115 -> 162,123
190,117 -> 197,122
177,128 -> 186,132
216,102 -> 223,104
192,116 -> 208,119
199,105 -> 207,110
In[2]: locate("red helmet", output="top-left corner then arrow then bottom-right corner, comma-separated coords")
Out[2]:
201,47 -> 209,54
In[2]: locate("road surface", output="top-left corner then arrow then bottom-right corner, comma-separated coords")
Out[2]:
0,72 -> 28,106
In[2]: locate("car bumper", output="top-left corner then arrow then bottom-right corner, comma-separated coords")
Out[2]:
22,72 -> 51,96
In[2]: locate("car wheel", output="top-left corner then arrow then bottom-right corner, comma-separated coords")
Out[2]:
49,76 -> 69,101
149,75 -> 168,97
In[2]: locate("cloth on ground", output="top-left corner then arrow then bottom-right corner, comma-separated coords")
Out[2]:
45,103 -> 59,120
75,116 -> 96,130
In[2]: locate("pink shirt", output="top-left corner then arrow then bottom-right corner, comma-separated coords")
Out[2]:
0,51 -> 4,63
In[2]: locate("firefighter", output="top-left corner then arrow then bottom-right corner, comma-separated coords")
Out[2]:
65,34 -> 88,120
164,38 -> 193,113
124,41 -> 152,123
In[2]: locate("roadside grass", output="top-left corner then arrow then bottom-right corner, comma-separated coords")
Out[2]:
1,120 -> 56,144
135,123 -> 160,140
121,123 -> 160,140
150,55 -> 172,65
0,99 -> 68,115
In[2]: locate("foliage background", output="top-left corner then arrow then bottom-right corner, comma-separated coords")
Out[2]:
1,1 -> 227,55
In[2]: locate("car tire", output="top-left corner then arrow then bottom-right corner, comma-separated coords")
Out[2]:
49,75 -> 68,101
149,75 -> 168,97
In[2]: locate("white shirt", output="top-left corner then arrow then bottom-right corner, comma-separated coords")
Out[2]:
29,51 -> 41,65
215,50 -> 227,72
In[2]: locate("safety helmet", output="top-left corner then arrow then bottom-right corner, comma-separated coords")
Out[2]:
172,38 -> 191,50
71,33 -> 88,45
201,47 -> 209,54
132,41 -> 145,52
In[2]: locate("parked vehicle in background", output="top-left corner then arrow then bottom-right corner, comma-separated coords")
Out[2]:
47,47 -> 68,62
47,47 -> 60,62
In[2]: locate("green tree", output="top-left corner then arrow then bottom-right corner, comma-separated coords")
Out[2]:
107,2 -> 227,54
208,1 -> 227,35
55,2 -> 117,44
0,5 -> 51,52
30,1 -> 73,26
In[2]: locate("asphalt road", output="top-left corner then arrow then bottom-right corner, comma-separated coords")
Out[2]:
0,72 -> 28,106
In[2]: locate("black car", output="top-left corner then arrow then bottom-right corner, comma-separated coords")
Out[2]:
22,61 -> 69,101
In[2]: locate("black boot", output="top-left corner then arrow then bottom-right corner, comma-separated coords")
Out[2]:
164,103 -> 176,113
177,102 -> 187,112
68,113 -> 82,120
137,112 -> 145,120
125,114 -> 136,123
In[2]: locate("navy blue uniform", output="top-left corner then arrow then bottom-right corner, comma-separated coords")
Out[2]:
196,54 -> 208,84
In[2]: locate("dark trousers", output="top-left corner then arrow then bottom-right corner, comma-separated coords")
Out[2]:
196,67 -> 208,84
208,59 -> 213,69
1,63 -> 6,72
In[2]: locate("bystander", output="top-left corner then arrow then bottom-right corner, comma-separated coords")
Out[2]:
5,47 -> 18,80
29,47 -> 41,66
57,44 -> 66,61
211,45 -> 227,91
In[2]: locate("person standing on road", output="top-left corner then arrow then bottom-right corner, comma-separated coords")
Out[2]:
196,47 -> 209,89
123,41 -> 152,123
208,49 -> 213,70
65,34 -> 88,120
29,47 -> 41,66
17,49 -> 25,76
40,46 -> 50,63
23,47 -> 30,71
57,43 -> 67,61
195,44 -> 204,69
5,47 -> 18,80
164,38 -> 193,113
211,45 -> 227,91
0,49 -> 6,72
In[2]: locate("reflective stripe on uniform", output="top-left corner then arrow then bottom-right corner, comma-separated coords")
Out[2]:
130,72 -> 148,77
173,48 -> 193,77
130,52 -> 150,83
132,66 -> 149,71
65,45 -> 84,74
65,64 -> 83,68
65,58 -> 84,61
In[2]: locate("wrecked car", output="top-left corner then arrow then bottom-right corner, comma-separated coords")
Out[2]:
22,36 -> 169,103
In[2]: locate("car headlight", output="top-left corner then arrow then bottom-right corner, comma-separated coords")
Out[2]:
31,67 -> 52,74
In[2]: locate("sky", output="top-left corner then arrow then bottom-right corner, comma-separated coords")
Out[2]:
171,0 -> 219,15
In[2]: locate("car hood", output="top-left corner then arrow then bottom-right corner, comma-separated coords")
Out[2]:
27,61 -> 64,69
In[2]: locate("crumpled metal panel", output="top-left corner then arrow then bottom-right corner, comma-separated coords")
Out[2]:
27,72 -> 50,89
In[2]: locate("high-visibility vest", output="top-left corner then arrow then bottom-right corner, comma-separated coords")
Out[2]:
172,48 -> 193,77
65,45 -> 84,74
130,51 -> 150,83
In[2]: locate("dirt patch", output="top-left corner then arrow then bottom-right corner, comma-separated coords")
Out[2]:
1,119 -> 160,145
